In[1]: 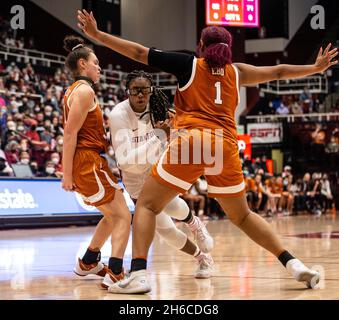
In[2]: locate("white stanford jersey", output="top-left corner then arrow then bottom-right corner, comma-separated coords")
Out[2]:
109,99 -> 164,199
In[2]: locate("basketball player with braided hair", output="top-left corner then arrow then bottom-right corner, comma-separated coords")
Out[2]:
125,70 -> 171,126
105,70 -> 214,286
78,10 -> 337,293
62,35 -> 131,288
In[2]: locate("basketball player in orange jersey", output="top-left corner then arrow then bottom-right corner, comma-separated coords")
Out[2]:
62,35 -> 131,288
77,10 -> 338,293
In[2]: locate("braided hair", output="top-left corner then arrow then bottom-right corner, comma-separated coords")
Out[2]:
126,70 -> 171,128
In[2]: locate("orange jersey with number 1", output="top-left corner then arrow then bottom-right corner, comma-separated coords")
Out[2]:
173,58 -> 240,142
151,58 -> 245,198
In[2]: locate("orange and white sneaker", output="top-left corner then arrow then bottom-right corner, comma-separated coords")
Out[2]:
195,253 -> 214,279
74,258 -> 107,277
101,269 -> 125,289
189,216 -> 214,253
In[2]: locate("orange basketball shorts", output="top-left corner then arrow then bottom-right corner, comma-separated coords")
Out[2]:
151,129 -> 245,198
73,149 -> 122,207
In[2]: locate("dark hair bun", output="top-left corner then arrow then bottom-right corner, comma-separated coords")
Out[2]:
63,35 -> 85,53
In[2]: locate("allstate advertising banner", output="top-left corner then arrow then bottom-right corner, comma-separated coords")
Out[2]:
0,179 -> 135,216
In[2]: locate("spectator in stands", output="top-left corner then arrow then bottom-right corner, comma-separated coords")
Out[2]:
291,101 -> 303,114
181,185 -> 206,219
26,123 -> 40,143
254,173 -> 267,214
252,156 -> 263,173
40,121 -> 53,144
306,173 -> 323,215
272,96 -> 282,112
29,159 -> 39,176
276,101 -> 289,115
245,173 -> 257,211
3,120 -> 18,145
50,152 -> 63,178
281,175 -> 294,215
299,86 -> 313,112
27,36 -> 36,50
257,168 -> 269,181
18,138 -> 29,153
54,135 -> 63,153
260,155 -> 268,173
320,174 -> 333,211
4,140 -> 19,164
265,176 -> 283,216
296,173 -> 311,212
282,165 -> 293,180
18,151 -> 31,165
43,161 -> 58,178
0,146 -> 13,176
51,116 -> 62,135
325,136 -> 339,153
43,105 -> 54,121
242,154 -> 253,173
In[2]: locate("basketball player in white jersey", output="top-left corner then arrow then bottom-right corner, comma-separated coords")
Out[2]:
101,70 -> 214,287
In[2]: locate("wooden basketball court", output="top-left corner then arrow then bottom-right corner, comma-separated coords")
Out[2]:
0,215 -> 338,300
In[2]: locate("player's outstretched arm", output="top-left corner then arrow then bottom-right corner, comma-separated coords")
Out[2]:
77,9 -> 149,65
235,44 -> 338,86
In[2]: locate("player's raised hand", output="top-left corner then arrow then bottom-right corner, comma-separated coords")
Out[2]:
315,43 -> 338,73
77,9 -> 99,39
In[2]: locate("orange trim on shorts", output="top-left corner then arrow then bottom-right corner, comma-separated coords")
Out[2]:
208,188 -> 246,199
151,170 -> 188,194
88,190 -> 116,208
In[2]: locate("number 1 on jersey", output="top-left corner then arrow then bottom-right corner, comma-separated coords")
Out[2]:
214,81 -> 222,105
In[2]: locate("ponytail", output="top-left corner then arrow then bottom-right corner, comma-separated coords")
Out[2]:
199,26 -> 233,68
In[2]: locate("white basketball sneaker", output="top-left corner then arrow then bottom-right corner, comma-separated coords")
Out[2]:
195,253 -> 214,279
101,268 -> 125,289
74,258 -> 107,277
189,216 -> 214,253
286,259 -> 320,289
108,269 -> 151,294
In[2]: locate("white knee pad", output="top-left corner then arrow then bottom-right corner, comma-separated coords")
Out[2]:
156,213 -> 187,249
162,196 -> 190,221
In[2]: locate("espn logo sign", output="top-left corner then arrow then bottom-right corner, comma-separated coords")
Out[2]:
247,123 -> 283,144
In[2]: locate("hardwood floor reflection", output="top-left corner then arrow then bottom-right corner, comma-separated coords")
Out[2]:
0,215 -> 339,299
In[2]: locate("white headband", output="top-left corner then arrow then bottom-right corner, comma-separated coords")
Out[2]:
72,44 -> 84,51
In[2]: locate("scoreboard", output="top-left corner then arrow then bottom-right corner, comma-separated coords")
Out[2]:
206,0 -> 259,27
